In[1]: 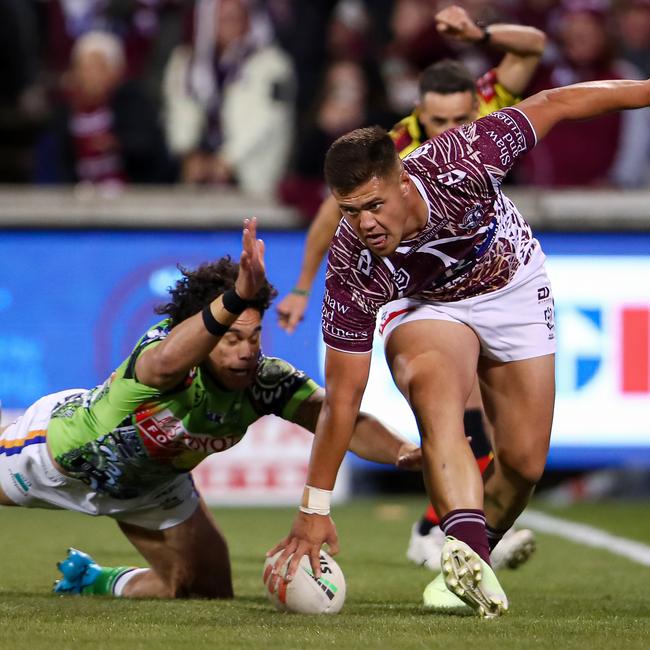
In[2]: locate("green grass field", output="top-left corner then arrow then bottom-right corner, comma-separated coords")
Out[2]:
1,497 -> 649,650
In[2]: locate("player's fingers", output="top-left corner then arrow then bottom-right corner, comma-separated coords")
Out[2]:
272,541 -> 297,578
266,535 -> 291,557
288,310 -> 303,331
285,316 -> 299,334
309,546 -> 322,579
247,216 -> 257,240
242,218 -> 255,257
397,453 -> 422,471
270,569 -> 285,593
326,532 -> 340,556
286,542 -> 309,582
276,305 -> 293,329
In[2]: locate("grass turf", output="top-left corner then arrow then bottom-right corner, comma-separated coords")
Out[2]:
1,497 -> 649,649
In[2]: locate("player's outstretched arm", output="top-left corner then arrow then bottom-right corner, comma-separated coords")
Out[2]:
518,79 -> 650,141
267,347 -> 371,580
486,24 -> 546,97
135,218 -> 266,391
291,387 -> 421,469
276,195 -> 342,333
435,4 -> 546,96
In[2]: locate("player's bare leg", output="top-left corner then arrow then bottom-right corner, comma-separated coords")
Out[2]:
386,320 -> 509,616
386,320 -> 483,517
463,377 -> 537,571
117,499 -> 234,598
0,484 -> 17,506
479,354 -> 555,533
407,377 -> 495,569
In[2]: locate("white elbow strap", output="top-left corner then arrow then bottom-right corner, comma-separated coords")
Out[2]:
299,485 -> 332,516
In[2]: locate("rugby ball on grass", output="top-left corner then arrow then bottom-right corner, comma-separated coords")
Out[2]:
263,550 -> 346,614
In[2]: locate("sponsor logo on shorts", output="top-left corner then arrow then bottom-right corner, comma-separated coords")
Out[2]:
10,471 -> 31,493
537,286 -> 551,302
544,305 -> 555,339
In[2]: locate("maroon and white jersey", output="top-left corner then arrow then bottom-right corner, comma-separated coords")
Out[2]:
322,107 -> 539,354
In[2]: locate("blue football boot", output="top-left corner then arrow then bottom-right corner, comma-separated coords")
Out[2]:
54,548 -> 103,594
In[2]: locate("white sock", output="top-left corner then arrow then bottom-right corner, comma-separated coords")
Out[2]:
113,568 -> 149,596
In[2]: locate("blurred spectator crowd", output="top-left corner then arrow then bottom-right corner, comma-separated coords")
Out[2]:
2,0 -> 650,218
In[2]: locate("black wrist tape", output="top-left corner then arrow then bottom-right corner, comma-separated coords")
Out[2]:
478,25 -> 491,45
202,305 -> 230,337
222,289 -> 249,315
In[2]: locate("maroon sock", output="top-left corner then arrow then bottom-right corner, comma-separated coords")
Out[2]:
486,524 -> 508,552
440,509 -> 491,565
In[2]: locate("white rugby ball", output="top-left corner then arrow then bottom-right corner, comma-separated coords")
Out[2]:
263,550 -> 346,614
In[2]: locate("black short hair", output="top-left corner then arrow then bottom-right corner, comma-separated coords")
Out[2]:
324,126 -> 399,195
155,257 -> 277,328
419,59 -> 477,97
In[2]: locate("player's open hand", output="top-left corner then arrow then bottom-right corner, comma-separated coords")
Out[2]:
276,292 -> 309,333
267,511 -> 339,581
435,4 -> 484,43
235,218 -> 266,301
395,442 -> 422,471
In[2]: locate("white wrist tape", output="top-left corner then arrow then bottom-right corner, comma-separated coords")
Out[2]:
299,485 -> 332,516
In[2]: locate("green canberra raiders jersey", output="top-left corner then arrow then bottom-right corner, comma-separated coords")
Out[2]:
46,319 -> 318,499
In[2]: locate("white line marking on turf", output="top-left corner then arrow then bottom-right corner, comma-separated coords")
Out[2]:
519,509 -> 650,567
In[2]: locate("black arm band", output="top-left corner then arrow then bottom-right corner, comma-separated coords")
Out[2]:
222,289 -> 250,315
202,305 -> 230,337
477,24 -> 491,45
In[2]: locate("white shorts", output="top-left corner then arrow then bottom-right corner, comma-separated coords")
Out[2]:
379,247 -> 556,362
0,390 -> 199,530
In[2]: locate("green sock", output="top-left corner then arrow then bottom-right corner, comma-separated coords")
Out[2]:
81,567 -> 134,596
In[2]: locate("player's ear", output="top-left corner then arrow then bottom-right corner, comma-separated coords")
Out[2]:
399,167 -> 410,195
471,95 -> 479,118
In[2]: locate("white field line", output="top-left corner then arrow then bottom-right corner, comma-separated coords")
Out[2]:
519,509 -> 650,567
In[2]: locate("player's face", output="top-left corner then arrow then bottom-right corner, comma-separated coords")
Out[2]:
206,308 -> 262,391
418,91 -> 478,139
334,168 -> 419,257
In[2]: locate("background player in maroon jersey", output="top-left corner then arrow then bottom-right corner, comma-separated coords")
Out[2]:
269,78 -> 650,618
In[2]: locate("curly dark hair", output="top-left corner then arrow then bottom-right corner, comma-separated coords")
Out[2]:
155,257 -> 277,328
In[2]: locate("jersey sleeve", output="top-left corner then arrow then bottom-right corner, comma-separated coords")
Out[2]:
471,107 -> 537,184
122,319 -> 172,382
321,273 -> 377,354
389,112 -> 423,158
249,356 -> 319,419
475,69 -> 519,117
